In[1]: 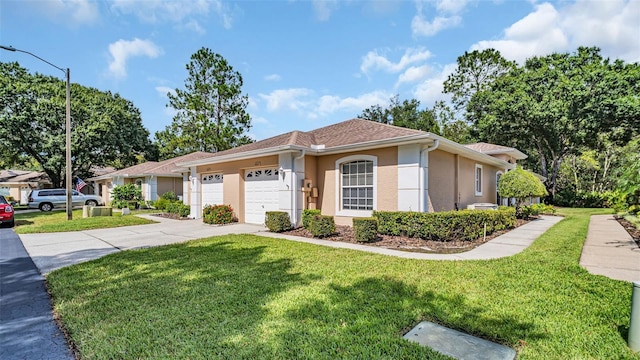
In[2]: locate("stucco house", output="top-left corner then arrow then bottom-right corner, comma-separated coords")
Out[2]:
89,152 -> 213,205
178,119 -> 527,226
0,170 -> 51,204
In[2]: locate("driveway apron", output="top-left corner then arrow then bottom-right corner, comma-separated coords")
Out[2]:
0,228 -> 74,360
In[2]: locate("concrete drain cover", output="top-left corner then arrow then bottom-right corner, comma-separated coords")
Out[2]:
403,321 -> 516,360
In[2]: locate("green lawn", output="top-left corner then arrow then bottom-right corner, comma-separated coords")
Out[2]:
14,209 -> 157,234
46,208 -> 639,359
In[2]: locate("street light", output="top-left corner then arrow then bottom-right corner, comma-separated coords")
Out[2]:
1,45 -> 73,220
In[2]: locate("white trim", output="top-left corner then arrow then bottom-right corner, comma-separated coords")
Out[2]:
335,154 -> 377,217
475,164 -> 483,196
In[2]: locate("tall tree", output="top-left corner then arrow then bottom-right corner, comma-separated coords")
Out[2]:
156,48 -> 252,159
471,47 -> 640,198
0,62 -> 154,187
443,49 -> 516,121
358,95 -> 439,133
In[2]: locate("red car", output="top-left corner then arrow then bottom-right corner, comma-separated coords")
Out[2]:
0,195 -> 15,228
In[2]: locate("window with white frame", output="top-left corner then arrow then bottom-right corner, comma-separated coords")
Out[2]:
341,160 -> 374,210
475,164 -> 483,196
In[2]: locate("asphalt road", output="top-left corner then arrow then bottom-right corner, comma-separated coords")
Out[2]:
0,228 -> 74,360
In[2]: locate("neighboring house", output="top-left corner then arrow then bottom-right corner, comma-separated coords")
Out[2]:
0,170 -> 51,204
178,119 -> 528,226
89,152 -> 213,205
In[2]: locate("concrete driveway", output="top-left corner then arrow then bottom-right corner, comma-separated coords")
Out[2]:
19,215 -> 267,274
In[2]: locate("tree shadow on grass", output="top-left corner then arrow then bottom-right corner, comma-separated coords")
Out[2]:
270,276 -> 546,359
47,235 -> 316,359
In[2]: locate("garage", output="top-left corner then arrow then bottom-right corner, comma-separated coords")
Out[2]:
244,168 -> 279,224
201,173 -> 223,207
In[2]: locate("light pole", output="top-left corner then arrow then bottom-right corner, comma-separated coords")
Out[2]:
1,45 -> 73,220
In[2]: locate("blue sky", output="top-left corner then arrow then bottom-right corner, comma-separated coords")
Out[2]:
1,0 -> 638,141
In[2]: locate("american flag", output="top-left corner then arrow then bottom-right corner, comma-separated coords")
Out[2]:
76,177 -> 87,192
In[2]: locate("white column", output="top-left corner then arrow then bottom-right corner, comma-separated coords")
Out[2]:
293,153 -> 305,227
146,176 -> 158,200
278,153 -> 294,223
398,144 -> 421,211
182,173 -> 189,205
189,167 -> 202,219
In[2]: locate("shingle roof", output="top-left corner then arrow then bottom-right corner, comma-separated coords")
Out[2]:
463,142 -> 515,153
0,170 -> 50,183
189,119 -> 425,163
92,151 -> 214,180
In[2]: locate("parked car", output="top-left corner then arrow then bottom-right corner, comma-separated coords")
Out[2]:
0,195 -> 15,227
27,189 -> 104,211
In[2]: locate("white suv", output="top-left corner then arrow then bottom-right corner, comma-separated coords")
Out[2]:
27,189 -> 104,211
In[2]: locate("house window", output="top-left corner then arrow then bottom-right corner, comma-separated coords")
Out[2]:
135,179 -> 143,188
341,160 -> 374,210
496,171 -> 503,205
475,164 -> 483,196
335,155 -> 377,216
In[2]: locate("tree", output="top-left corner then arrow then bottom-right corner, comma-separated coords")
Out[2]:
156,48 -> 253,159
471,47 -> 640,199
358,95 -> 439,133
498,166 -> 548,214
0,62 -> 154,187
432,100 -> 475,144
443,49 -> 515,119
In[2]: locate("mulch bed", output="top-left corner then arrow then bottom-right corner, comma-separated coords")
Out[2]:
282,219 -> 530,254
615,216 -> 640,248
151,213 -> 191,220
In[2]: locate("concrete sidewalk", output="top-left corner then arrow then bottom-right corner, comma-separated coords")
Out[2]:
580,214 -> 640,282
259,215 -> 564,260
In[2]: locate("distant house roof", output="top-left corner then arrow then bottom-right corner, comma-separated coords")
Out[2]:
179,119 -> 524,169
0,170 -> 51,185
89,152 -> 214,181
463,142 -> 527,160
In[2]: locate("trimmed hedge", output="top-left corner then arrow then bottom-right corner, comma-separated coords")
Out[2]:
265,211 -> 292,232
203,204 -> 234,225
353,217 -> 378,243
302,209 -> 321,229
373,207 -> 516,242
309,215 -> 336,238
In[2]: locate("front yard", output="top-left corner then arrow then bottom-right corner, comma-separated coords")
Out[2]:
14,209 -> 156,234
46,208 -> 639,359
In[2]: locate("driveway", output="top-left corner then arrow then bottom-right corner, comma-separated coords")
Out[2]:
19,215 -> 267,274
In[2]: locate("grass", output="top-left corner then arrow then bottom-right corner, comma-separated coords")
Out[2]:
46,208 -> 639,359
14,209 -> 156,234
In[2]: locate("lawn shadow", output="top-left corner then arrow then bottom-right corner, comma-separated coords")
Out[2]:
270,276 -> 545,358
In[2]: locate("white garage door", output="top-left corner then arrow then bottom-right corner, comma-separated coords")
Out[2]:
244,168 -> 280,224
202,173 -> 223,207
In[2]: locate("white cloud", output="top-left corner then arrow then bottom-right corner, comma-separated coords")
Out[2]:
411,0 -> 467,37
396,65 -> 432,87
110,0 -> 233,31
155,86 -> 175,98
313,91 -> 392,117
264,74 -> 282,81
412,15 -> 461,37
312,0 -> 339,21
252,116 -> 270,125
107,38 -> 162,79
259,88 -> 313,112
38,0 -> 99,25
471,0 -> 640,63
361,47 -> 432,74
413,63 -> 457,108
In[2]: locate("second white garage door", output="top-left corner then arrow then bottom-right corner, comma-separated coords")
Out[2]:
244,168 -> 279,224
202,173 -> 223,207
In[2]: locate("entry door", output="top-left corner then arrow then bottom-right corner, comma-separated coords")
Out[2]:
244,168 -> 279,224
20,187 -> 29,205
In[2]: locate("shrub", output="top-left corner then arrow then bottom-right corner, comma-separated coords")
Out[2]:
153,198 -> 169,210
309,215 -> 336,238
112,184 -> 142,203
203,204 -> 234,225
165,202 -> 190,218
353,217 -> 378,242
265,211 -> 292,232
160,191 -> 179,201
302,209 -> 321,229
373,207 -> 516,242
